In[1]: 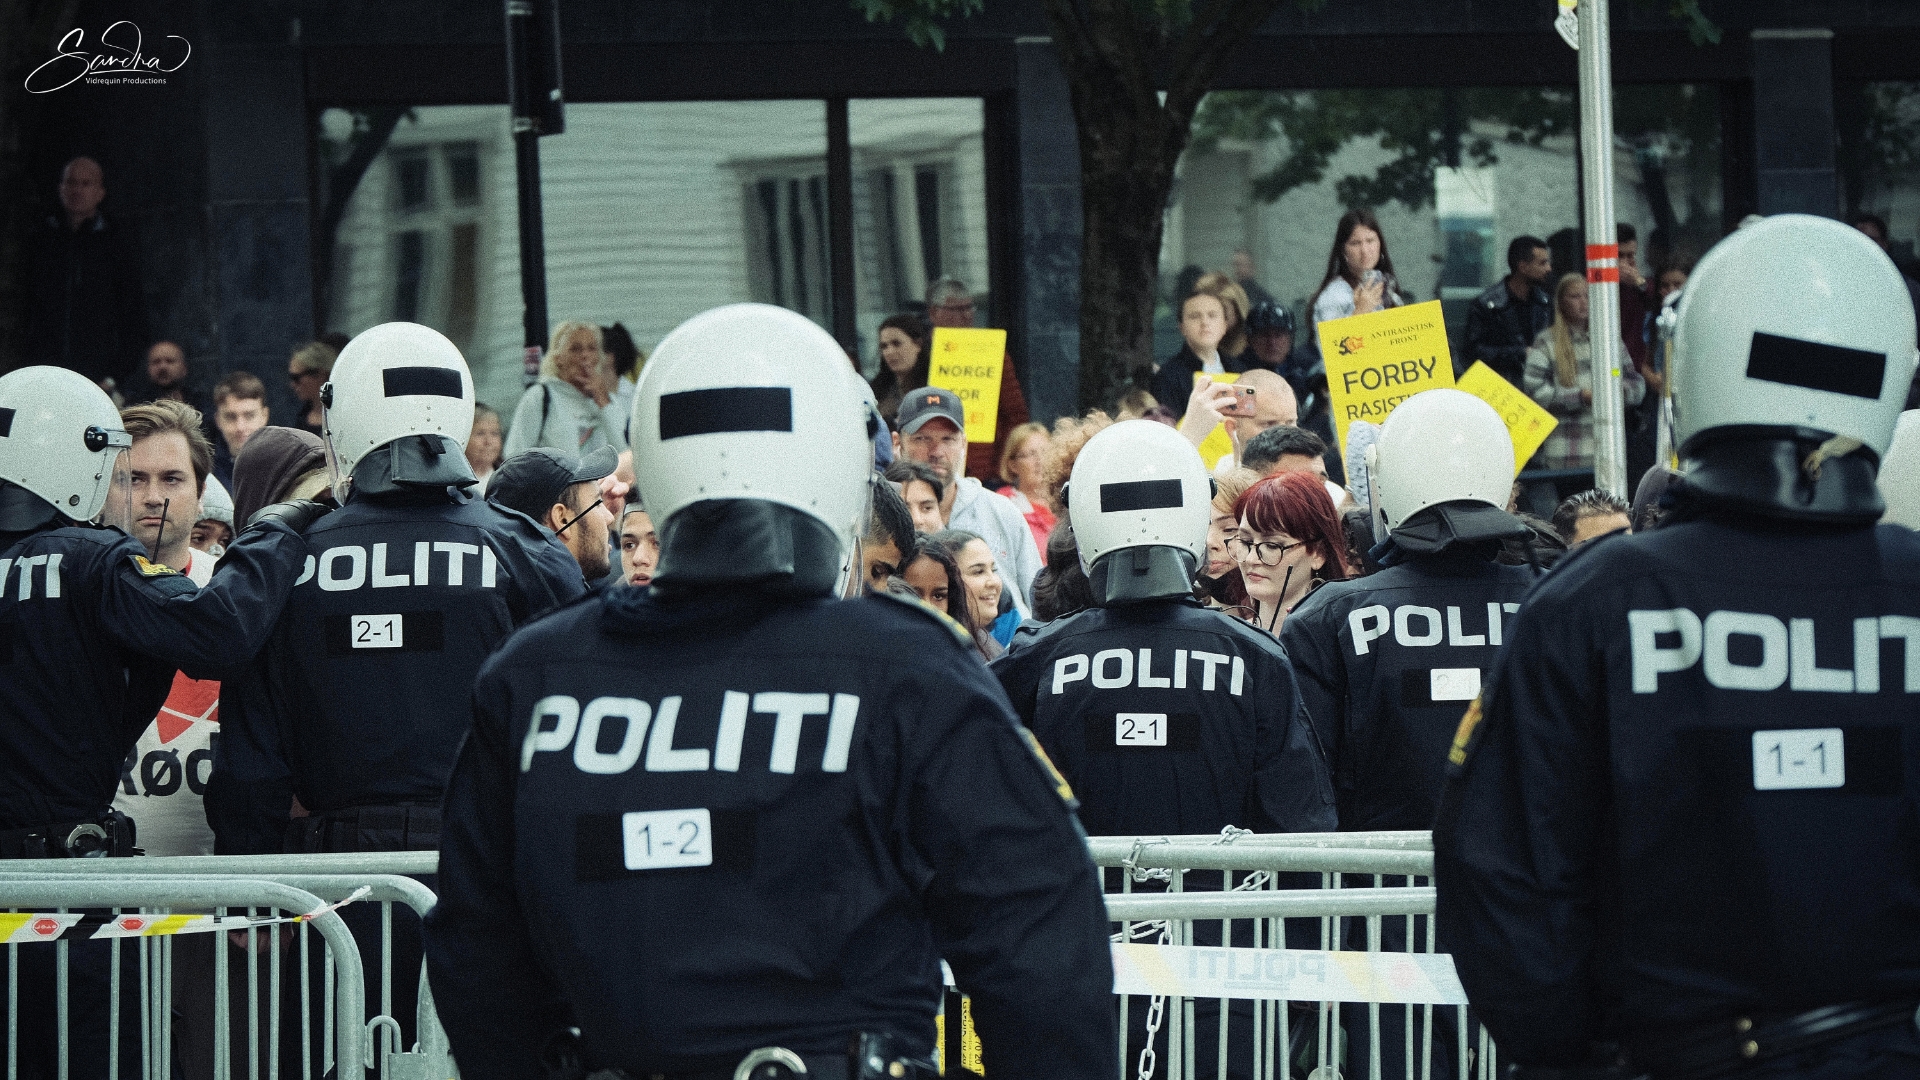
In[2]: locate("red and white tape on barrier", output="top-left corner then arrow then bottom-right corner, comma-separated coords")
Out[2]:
0,885 -> 370,943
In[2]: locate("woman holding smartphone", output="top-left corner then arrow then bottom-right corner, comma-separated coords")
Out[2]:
1311,208 -> 1405,333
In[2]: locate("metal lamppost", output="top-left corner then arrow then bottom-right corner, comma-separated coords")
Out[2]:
1565,0 -> 1630,496
505,0 -> 564,385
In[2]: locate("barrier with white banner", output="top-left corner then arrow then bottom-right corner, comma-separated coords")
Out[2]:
1111,942 -> 1467,1006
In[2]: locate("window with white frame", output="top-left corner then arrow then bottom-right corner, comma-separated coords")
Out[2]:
742,165 -> 833,328
386,140 -> 485,352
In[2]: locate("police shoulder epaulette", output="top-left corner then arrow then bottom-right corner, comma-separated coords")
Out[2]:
127,553 -> 196,595
868,590 -> 973,649
129,554 -> 180,578
1446,693 -> 1487,770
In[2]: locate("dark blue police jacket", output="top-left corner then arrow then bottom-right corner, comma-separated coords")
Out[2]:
1434,515 -> 1920,1065
424,589 -> 1117,1080
208,488 -> 583,851
0,519 -> 306,829
991,598 -> 1335,837
1281,551 -> 1537,832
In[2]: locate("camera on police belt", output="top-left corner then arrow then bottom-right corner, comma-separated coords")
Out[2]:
543,1029 -> 937,1080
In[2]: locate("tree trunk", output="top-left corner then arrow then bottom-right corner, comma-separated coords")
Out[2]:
1071,96 -> 1183,412
1039,0 -> 1286,414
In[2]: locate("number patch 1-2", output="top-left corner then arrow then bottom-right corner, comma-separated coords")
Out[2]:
1751,728 -> 1844,791
621,808 -> 712,870
350,614 -> 403,649
1115,713 -> 1167,747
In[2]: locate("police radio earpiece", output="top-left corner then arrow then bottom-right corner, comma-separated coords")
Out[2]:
552,497 -> 603,536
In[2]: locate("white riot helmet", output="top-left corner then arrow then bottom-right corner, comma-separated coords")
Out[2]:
631,303 -> 871,593
1067,420 -> 1211,604
1673,214 -> 1917,456
1670,214 -> 1917,521
1879,410 -> 1920,529
1371,389 -> 1524,551
321,322 -> 475,502
0,366 -> 132,529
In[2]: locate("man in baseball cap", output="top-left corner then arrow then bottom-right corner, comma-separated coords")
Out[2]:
486,445 -> 618,582
892,385 -> 1039,615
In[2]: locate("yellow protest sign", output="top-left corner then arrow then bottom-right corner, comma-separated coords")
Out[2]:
1455,361 -> 1559,470
1194,371 -> 1238,470
1319,300 -> 1456,450
928,328 -> 1007,444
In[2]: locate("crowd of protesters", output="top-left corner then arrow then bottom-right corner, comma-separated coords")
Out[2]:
14,145 -> 1920,1080
22,148 -> 1920,853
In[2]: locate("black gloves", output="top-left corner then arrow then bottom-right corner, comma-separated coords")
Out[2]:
245,498 -> 332,536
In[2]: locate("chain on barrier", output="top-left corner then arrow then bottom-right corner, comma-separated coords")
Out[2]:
1116,825 -> 1287,1080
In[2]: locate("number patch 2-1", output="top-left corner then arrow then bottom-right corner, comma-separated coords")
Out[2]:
622,808 -> 711,869
1116,713 -> 1167,747
350,614 -> 402,649
1751,728 -> 1844,791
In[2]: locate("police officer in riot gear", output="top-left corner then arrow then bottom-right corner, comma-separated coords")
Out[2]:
212,321 -> 582,852
1436,214 -> 1920,1078
990,419 -> 1334,1080
0,366 -> 320,1078
209,321 -> 583,1056
425,303 -> 1115,1080
1281,388 -> 1536,834
991,418 -> 1335,838
0,367 -> 322,845
1280,388 -> 1536,1080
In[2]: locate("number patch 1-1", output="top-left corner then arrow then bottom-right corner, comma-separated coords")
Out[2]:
622,808 -> 712,869
1751,728 -> 1844,791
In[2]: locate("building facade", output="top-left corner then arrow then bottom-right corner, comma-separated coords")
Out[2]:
15,0 -> 1920,424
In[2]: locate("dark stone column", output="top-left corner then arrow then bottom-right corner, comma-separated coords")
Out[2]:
199,18 -> 313,425
1751,28 -> 1838,218
1009,38 -> 1081,424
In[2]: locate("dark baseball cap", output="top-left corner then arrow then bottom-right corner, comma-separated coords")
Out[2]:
487,445 -> 618,524
896,387 -> 966,435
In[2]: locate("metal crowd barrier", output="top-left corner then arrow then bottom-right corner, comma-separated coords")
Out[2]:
0,853 -> 449,1080
1092,829 -> 1492,1080
0,877 -> 366,1080
5,837 -> 1486,1080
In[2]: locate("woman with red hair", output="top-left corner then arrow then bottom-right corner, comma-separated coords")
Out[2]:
1229,472 -> 1351,633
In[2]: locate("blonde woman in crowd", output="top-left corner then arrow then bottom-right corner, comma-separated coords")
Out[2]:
467,402 -> 505,491
1521,273 -> 1646,515
1524,273 -> 1647,473
503,320 -> 628,459
997,420 -> 1056,559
